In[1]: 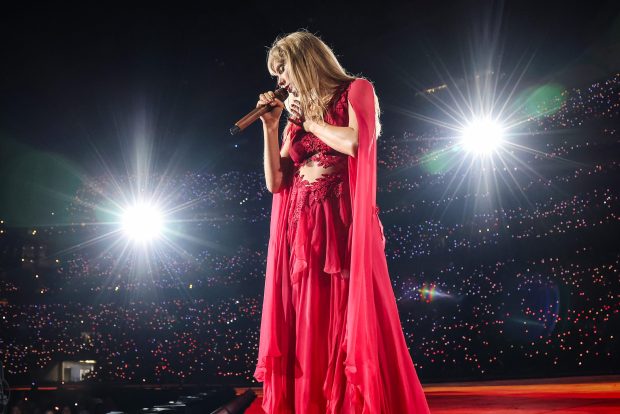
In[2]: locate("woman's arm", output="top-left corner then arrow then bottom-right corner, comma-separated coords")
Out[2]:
259,90 -> 292,193
301,99 -> 360,157
263,122 -> 293,193
263,123 -> 284,193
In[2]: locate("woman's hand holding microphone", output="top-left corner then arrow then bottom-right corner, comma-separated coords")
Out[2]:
257,91 -> 306,130
257,91 -> 285,127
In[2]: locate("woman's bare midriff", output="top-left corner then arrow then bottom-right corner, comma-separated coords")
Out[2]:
298,154 -> 347,185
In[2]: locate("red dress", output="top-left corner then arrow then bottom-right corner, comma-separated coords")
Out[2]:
255,79 -> 431,414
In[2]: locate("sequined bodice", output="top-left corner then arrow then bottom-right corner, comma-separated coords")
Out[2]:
288,81 -> 352,167
285,81 -> 353,230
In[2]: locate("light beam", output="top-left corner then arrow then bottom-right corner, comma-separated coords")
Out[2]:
460,117 -> 505,155
121,202 -> 164,242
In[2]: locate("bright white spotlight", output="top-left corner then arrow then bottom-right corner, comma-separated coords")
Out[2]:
121,203 -> 163,242
460,117 -> 504,155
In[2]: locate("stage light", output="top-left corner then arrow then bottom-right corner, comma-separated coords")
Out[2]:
460,117 -> 504,155
121,202 -> 163,242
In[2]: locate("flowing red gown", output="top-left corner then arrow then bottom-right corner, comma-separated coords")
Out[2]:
254,78 -> 431,413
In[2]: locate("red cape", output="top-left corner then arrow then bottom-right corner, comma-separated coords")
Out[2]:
254,78 -> 431,413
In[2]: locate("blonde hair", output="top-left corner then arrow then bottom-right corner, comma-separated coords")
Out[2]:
267,30 -> 382,137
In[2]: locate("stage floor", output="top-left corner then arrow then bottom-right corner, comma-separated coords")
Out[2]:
241,374 -> 620,413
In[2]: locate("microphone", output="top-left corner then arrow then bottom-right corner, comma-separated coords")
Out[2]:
230,87 -> 289,135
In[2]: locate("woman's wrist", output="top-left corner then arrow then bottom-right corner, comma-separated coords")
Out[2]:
262,119 -> 279,130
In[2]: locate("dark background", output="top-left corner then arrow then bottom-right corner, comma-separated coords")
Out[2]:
0,0 -> 619,390
1,1 -> 618,176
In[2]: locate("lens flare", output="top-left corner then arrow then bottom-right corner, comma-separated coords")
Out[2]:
121,202 -> 164,242
460,117 -> 504,155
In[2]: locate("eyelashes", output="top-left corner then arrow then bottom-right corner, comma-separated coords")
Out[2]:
269,64 -> 284,78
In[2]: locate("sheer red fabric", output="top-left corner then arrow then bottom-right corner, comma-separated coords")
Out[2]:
254,78 -> 431,413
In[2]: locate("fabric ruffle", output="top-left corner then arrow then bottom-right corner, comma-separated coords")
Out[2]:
287,170 -> 352,285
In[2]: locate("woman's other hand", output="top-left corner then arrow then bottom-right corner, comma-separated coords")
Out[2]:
287,96 -> 307,129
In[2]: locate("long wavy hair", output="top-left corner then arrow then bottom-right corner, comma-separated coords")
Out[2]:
267,30 -> 382,137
